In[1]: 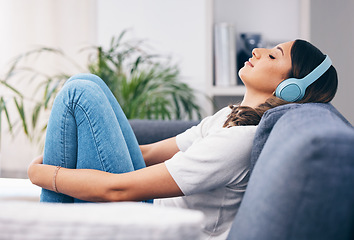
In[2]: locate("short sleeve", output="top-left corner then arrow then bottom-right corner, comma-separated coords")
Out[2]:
165,126 -> 257,195
176,107 -> 231,152
175,118 -> 210,152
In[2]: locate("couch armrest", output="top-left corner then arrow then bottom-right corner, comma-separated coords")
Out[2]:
229,104 -> 354,240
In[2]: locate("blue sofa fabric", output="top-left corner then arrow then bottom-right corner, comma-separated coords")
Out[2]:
249,103 -> 352,171
129,119 -> 199,144
228,103 -> 354,240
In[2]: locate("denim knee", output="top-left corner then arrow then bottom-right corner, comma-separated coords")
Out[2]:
66,73 -> 105,88
59,79 -> 104,110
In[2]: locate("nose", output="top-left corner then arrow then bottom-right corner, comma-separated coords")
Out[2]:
252,48 -> 260,59
252,48 -> 267,59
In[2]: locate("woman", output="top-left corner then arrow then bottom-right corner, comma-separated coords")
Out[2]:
28,39 -> 337,239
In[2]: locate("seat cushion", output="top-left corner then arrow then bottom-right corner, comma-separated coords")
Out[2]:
228,103 -> 354,240
0,201 -> 204,240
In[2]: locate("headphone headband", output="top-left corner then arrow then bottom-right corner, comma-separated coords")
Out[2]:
275,55 -> 332,102
301,55 -> 332,86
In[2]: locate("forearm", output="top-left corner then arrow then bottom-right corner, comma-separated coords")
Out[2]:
140,137 -> 179,166
28,163 -> 118,202
28,155 -> 183,202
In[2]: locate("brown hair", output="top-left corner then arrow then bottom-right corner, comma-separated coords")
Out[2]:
223,39 -> 338,127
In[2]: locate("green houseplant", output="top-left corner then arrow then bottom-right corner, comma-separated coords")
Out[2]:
0,31 -> 202,142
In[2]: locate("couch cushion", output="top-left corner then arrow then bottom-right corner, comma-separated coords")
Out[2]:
0,178 -> 40,201
129,119 -> 199,144
0,201 -> 204,240
228,103 -> 354,240
249,103 -> 351,170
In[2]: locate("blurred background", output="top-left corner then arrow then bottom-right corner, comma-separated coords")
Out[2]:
0,0 -> 353,178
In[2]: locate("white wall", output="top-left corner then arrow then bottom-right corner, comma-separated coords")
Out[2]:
214,0 -> 301,44
96,0 -> 212,115
310,0 -> 354,124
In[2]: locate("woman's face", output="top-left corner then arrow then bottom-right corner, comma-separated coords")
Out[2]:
239,41 -> 294,96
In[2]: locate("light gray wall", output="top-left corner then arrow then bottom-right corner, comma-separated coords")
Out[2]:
213,0 -> 300,43
310,0 -> 354,124
212,0 -> 301,111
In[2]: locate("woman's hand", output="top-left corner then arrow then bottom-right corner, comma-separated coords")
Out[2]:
31,155 -> 43,165
27,155 -> 43,184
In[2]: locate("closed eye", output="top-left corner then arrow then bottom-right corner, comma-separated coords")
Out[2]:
269,54 -> 275,59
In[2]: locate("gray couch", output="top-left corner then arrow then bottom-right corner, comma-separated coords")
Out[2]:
130,103 -> 354,240
129,119 -> 200,145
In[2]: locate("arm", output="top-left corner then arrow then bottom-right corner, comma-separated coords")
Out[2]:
28,155 -> 183,202
140,137 -> 180,166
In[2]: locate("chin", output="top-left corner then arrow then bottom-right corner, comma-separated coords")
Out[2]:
238,70 -> 246,85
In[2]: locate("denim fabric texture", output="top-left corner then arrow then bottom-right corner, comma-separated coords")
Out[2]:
228,103 -> 354,240
41,73 -> 146,203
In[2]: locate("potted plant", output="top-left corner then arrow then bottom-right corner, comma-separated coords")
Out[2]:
0,30 -> 203,143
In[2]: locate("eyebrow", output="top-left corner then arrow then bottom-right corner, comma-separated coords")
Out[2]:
276,46 -> 284,56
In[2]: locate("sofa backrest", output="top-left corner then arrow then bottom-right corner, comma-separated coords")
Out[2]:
228,103 -> 354,240
129,119 -> 199,144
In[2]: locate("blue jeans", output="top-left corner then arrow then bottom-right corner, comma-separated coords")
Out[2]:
40,73 -> 146,203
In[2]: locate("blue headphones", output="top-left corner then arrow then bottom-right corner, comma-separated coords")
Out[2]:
275,55 -> 332,102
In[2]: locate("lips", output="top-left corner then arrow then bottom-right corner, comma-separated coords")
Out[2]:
245,59 -> 254,67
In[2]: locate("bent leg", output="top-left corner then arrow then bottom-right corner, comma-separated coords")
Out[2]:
41,77 -> 144,202
66,73 -> 145,170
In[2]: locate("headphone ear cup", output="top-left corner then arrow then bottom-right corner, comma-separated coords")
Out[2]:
275,55 -> 332,102
275,78 -> 303,102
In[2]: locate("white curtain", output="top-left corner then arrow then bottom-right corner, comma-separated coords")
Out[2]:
0,0 -> 97,176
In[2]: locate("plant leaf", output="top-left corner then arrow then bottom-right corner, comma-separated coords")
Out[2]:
0,80 -> 23,97
32,103 -> 42,129
14,98 -> 28,136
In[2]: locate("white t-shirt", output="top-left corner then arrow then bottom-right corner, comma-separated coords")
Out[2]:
154,107 -> 258,240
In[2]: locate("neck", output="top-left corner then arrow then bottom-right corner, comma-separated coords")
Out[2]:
240,89 -> 273,108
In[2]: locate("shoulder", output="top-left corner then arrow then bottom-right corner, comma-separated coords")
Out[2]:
198,106 -> 233,131
214,125 -> 258,148
213,106 -> 233,119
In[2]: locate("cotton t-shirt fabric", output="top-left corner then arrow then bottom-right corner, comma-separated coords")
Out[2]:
153,107 -> 258,240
